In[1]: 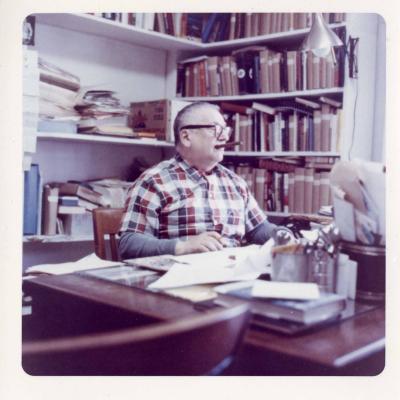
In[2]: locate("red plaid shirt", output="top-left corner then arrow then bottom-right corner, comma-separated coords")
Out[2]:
120,154 -> 266,247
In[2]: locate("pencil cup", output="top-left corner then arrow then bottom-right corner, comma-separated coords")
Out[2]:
308,252 -> 337,293
271,253 -> 310,283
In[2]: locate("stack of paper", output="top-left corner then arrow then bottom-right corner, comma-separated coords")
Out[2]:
23,48 -> 39,170
330,160 -> 385,245
148,241 -> 274,290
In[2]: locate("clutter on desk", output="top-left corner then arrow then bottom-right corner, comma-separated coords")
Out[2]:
147,243 -> 273,290
329,159 -> 385,302
270,224 -> 341,294
330,159 -> 385,246
214,279 -> 346,326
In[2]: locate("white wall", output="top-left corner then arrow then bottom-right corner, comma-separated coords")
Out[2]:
341,13 -> 386,162
36,23 -> 168,105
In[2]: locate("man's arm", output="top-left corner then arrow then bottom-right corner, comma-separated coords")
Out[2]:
119,230 -> 226,259
245,219 -> 277,245
118,231 -> 178,259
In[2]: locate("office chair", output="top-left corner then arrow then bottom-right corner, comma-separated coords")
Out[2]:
92,207 -> 124,261
22,303 -> 250,376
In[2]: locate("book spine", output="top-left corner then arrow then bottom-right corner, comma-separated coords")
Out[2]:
23,164 -> 40,235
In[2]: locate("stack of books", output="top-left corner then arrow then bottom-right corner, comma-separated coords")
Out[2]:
38,58 -> 81,132
215,280 -> 347,334
75,90 -> 133,137
41,178 -> 131,236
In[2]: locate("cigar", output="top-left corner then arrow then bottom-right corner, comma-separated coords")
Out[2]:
215,141 -> 241,149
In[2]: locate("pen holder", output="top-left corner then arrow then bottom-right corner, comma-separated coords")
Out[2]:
308,250 -> 338,293
271,246 -> 337,293
271,252 -> 310,283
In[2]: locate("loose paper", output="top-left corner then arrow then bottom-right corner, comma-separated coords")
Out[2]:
25,252 -> 122,275
251,281 -> 320,300
148,240 -> 274,289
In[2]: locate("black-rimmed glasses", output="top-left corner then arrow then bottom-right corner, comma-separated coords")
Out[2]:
180,124 -> 232,140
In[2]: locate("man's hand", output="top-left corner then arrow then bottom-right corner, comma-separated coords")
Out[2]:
175,232 -> 225,255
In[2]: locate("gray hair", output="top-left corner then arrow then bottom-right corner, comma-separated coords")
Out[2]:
173,102 -> 221,145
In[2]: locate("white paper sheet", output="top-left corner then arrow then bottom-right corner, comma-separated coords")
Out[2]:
25,253 -> 122,275
148,240 -> 274,289
251,281 -> 320,300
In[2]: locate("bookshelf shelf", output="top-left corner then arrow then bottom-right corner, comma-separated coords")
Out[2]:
37,132 -> 175,147
23,234 -> 94,243
180,88 -> 344,102
35,13 -> 204,51
35,13 -> 345,53
224,151 -> 340,157
202,22 -> 346,51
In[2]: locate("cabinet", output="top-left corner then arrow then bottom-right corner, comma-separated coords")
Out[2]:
23,12 -> 385,268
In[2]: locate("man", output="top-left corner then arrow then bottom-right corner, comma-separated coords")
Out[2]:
119,102 -> 276,258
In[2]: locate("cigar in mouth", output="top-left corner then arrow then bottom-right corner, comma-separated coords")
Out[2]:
215,141 -> 241,149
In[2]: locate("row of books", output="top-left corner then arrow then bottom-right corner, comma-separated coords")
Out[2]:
41,179 -> 131,236
88,13 -> 156,30
89,13 -> 345,43
221,99 -> 342,153
177,39 -> 346,98
201,13 -> 345,43
233,162 -> 333,214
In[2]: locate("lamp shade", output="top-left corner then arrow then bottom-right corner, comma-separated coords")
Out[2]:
301,13 -> 344,57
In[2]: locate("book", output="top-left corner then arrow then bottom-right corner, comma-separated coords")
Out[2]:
42,184 -> 59,235
251,102 -> 276,115
319,96 -> 342,108
58,182 -> 107,206
62,212 -> 93,236
23,164 -> 40,235
58,205 -> 86,214
38,119 -> 77,133
215,280 -> 347,325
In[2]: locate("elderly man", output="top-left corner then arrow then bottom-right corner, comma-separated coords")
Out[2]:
119,102 -> 276,258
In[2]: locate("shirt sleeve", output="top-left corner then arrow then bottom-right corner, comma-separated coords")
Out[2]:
244,188 -> 268,233
120,177 -> 161,236
118,231 -> 178,259
245,219 -> 277,245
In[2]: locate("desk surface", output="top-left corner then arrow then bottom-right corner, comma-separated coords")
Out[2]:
23,273 -> 385,373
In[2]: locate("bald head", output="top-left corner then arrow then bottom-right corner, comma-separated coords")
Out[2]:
173,102 -> 221,146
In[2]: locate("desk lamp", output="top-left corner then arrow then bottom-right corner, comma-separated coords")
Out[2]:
300,13 -> 344,63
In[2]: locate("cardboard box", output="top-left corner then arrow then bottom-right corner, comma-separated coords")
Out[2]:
129,99 -> 190,142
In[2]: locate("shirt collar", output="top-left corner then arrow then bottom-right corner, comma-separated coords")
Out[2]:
174,153 -> 221,182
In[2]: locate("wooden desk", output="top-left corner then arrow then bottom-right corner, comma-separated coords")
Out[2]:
22,273 -> 385,375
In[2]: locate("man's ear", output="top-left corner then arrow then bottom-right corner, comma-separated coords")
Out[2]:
179,129 -> 191,147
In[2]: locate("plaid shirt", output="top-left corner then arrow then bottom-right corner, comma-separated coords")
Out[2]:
120,153 -> 266,247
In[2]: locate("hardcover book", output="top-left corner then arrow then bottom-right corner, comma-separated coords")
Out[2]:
215,280 -> 347,325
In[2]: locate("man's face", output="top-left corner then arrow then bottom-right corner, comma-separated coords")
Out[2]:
181,106 -> 229,171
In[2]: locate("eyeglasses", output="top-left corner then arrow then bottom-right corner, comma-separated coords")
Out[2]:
180,124 -> 232,140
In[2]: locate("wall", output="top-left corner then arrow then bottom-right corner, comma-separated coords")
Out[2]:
341,13 -> 386,162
